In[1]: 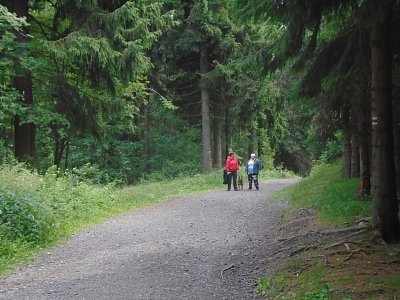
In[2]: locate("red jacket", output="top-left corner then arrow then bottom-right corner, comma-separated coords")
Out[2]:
226,155 -> 239,172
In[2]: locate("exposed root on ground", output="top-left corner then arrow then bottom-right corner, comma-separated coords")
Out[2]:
220,264 -> 236,279
262,208 -> 400,299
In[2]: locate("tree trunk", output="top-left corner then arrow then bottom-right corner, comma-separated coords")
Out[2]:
143,100 -> 150,171
6,0 -> 35,161
200,46 -> 212,173
341,104 -> 351,178
64,139 -> 69,171
54,134 -> 67,169
225,97 -> 231,157
247,130 -> 255,159
351,105 -> 360,177
370,18 -> 400,242
393,60 -> 400,204
394,93 -> 400,204
357,72 -> 371,198
213,115 -> 222,168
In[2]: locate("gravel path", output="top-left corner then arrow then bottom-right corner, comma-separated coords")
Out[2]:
0,178 -> 299,300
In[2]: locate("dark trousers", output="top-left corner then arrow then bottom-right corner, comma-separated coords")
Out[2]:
247,174 -> 259,189
227,171 -> 238,190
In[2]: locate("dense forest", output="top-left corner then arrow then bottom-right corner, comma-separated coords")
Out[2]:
0,0 -> 399,242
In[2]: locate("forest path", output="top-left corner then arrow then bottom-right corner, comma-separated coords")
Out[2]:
0,178 -> 299,300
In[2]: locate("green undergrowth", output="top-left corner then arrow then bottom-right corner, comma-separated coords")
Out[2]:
278,162 -> 371,225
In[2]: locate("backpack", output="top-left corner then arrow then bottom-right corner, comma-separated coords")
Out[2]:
223,170 -> 228,184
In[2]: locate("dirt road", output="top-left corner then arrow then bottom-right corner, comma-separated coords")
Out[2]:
0,178 -> 299,300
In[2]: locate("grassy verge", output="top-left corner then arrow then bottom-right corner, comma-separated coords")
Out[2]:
261,162 -> 400,299
277,162 -> 371,225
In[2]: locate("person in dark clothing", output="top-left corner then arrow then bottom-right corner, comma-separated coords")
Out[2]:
245,153 -> 261,190
225,151 -> 240,191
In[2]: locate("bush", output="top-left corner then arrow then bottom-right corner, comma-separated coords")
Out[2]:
319,132 -> 342,163
0,186 -> 55,243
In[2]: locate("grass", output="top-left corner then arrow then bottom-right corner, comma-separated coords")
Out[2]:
277,162 -> 371,225
261,161 -> 400,299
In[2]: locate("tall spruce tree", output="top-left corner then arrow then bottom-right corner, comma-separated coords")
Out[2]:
0,5 -> 28,159
21,0 -> 175,169
152,0 -> 240,172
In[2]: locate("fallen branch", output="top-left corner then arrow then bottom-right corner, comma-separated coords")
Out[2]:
344,252 -> 354,261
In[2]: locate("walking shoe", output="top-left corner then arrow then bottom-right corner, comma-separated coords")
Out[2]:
234,189 -> 239,191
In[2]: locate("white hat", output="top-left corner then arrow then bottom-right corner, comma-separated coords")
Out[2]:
250,153 -> 256,157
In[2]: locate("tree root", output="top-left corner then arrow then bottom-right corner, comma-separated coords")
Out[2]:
290,245 -> 312,257
323,236 -> 366,250
220,264 -> 235,279
320,225 -> 368,235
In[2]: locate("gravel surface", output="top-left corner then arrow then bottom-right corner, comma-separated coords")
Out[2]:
0,178 -> 299,300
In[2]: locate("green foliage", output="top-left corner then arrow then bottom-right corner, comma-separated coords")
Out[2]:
319,132 -> 342,164
0,187 -> 55,243
302,284 -> 330,300
256,265 -> 331,299
256,276 -> 271,297
0,6 -> 29,160
0,5 -> 27,31
264,165 -> 297,179
64,100 -> 202,184
3,0 -> 180,177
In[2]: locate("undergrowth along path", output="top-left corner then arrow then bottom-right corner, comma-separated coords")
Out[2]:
0,178 -> 299,300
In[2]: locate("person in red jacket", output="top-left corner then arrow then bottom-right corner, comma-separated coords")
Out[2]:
225,150 -> 239,191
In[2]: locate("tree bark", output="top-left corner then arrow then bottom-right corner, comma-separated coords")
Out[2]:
200,46 -> 212,173
213,115 -> 222,168
351,106 -> 360,178
370,17 -> 400,242
54,133 -> 67,169
247,130 -> 255,159
64,139 -> 69,171
6,0 -> 35,161
394,92 -> 400,204
143,100 -> 150,171
341,103 -> 351,178
357,72 -> 371,198
393,59 -> 400,204
225,97 -> 231,157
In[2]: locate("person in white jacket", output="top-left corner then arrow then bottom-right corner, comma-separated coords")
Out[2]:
245,153 -> 260,190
